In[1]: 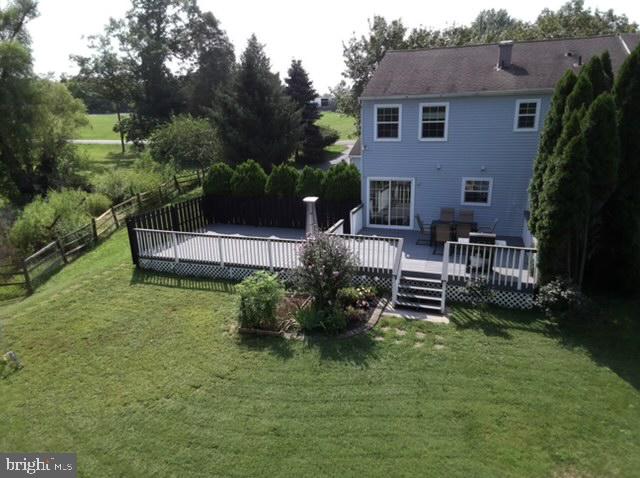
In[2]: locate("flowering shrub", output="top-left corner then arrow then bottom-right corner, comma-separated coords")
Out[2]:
294,233 -> 357,311
536,277 -> 588,321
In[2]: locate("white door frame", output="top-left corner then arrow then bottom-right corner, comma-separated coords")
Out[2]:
365,177 -> 415,230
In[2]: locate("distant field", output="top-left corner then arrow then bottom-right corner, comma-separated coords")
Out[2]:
317,112 -> 357,140
76,114 -> 127,140
76,144 -> 140,178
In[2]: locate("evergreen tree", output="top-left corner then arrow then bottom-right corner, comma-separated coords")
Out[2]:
284,59 -> 325,162
563,72 -> 594,119
529,70 -> 577,235
600,45 -> 640,292
536,134 -> 589,282
579,93 -> 619,286
213,35 -> 302,169
601,50 -> 614,90
582,55 -> 609,97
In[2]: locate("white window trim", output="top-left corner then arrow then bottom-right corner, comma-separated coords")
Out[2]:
513,98 -> 541,132
461,177 -> 493,207
374,104 -> 402,142
366,177 -> 415,230
418,102 -> 449,142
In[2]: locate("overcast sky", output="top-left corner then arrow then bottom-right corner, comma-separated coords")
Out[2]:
28,0 -> 640,92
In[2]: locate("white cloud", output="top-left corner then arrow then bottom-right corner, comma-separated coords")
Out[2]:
29,0 -> 640,92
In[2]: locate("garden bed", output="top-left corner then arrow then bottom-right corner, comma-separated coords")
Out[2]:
238,289 -> 387,339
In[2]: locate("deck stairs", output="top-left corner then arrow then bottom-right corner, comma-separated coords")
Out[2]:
395,271 -> 445,313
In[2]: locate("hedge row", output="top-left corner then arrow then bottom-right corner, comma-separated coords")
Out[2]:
203,161 -> 360,202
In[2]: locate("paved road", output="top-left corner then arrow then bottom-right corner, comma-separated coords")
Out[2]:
318,140 -> 356,170
70,139 -> 131,145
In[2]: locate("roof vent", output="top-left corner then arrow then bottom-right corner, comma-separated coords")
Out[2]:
497,40 -> 513,70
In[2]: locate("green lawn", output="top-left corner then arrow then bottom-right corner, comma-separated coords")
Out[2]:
76,144 -> 141,179
1,230 -> 639,477
76,114 -> 127,140
318,112 -> 357,140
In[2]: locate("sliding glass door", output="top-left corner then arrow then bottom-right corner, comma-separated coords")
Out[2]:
368,179 -> 412,227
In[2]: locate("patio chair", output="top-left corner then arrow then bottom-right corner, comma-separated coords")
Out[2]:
455,222 -> 472,240
433,223 -> 452,255
479,218 -> 499,233
415,214 -> 430,245
458,209 -> 474,224
439,207 -> 455,222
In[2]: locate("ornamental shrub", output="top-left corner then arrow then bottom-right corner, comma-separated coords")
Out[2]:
536,277 -> 589,321
203,163 -> 234,196
236,272 -> 285,329
294,232 -> 357,312
230,160 -> 267,198
323,162 -> 360,201
265,164 -> 300,197
296,166 -> 325,197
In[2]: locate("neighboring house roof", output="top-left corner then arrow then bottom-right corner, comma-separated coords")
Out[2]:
362,34 -> 639,98
348,138 -> 361,157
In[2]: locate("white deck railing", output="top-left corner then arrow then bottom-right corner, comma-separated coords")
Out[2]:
135,228 -> 402,277
442,241 -> 538,291
135,228 -> 302,270
350,204 -> 364,235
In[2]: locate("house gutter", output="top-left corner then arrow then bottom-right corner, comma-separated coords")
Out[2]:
360,88 -> 554,101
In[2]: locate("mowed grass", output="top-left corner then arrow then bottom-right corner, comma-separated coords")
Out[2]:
76,144 -> 141,179
76,114 -> 127,140
1,231 -> 639,477
317,112 -> 357,140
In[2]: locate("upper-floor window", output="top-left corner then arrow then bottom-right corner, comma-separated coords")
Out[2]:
419,102 -> 448,141
374,104 -> 401,141
514,99 -> 541,131
461,177 -> 493,206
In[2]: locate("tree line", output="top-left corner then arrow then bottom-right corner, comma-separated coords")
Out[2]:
0,0 -> 337,209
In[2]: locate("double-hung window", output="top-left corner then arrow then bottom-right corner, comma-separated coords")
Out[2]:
461,178 -> 493,206
419,102 -> 448,141
514,99 -> 541,131
374,105 -> 401,141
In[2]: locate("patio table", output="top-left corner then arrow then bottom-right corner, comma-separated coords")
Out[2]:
430,220 -> 478,245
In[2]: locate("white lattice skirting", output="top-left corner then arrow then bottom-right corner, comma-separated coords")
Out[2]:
138,259 -> 392,292
446,283 -> 535,310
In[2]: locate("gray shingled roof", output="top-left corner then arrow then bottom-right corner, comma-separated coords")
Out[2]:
362,34 -> 639,98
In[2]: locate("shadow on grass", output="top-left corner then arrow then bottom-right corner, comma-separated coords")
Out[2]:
303,333 -> 380,366
555,297 -> 640,391
236,330 -> 380,365
450,299 -> 640,391
237,334 -> 295,360
449,305 -> 556,340
129,268 -> 235,293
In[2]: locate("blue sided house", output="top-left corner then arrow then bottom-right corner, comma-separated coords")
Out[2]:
349,34 -> 638,244
344,34 -> 639,311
